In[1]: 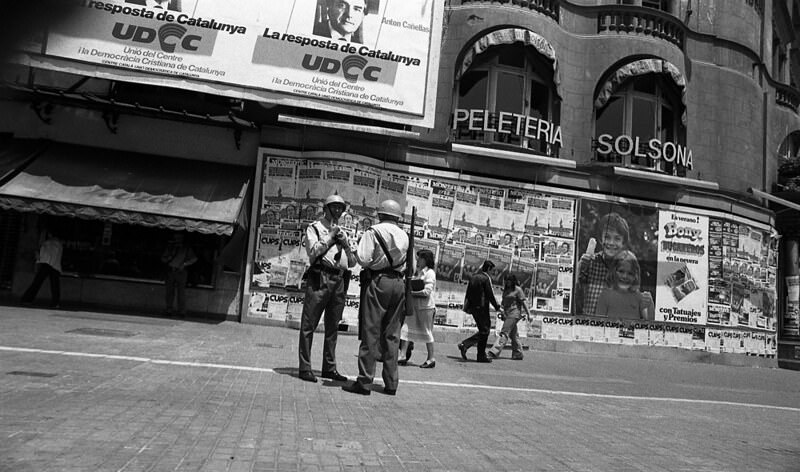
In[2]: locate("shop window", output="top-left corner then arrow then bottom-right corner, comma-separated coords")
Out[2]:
594,73 -> 685,175
454,43 -> 560,157
48,217 -> 221,287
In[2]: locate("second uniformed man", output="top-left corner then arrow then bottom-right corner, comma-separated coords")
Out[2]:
298,194 -> 356,383
342,199 -> 409,396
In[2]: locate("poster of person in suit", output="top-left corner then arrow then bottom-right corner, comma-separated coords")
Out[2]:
312,0 -> 380,45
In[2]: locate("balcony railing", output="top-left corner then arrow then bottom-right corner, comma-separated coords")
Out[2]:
775,84 -> 800,113
597,6 -> 684,49
454,0 -> 560,22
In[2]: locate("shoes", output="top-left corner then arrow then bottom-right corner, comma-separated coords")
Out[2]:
383,388 -> 396,396
321,371 -> 348,382
298,371 -> 318,383
458,343 -> 468,360
486,350 -> 498,359
476,357 -> 492,363
397,358 -> 408,366
342,382 -> 371,395
511,353 -> 524,360
419,360 -> 436,369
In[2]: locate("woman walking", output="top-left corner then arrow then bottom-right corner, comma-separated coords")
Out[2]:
398,249 -> 437,368
487,274 -> 531,360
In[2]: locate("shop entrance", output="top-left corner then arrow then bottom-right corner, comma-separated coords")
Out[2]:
0,209 -> 21,291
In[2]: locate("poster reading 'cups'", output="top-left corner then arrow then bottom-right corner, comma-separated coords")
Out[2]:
655,211 -> 709,324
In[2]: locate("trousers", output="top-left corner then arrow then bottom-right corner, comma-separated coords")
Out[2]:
488,314 -> 523,357
298,270 -> 347,374
165,268 -> 188,314
460,307 -> 491,359
356,274 -> 405,391
22,263 -> 61,306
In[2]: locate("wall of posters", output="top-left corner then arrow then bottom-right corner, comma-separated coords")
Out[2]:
248,149 -> 779,358
19,0 -> 443,126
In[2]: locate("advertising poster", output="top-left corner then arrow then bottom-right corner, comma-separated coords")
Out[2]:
509,257 -> 536,301
503,189 -> 530,237
655,211 -> 709,325
31,0 -> 442,121
548,197 -> 575,238
488,247 -> 512,287
462,246 -> 489,284
663,324 -> 693,348
436,244 -> 465,300
525,195 -> 549,234
575,199 -> 658,318
785,275 -> 800,337
541,316 -> 573,340
427,179 -> 456,239
264,157 -> 300,199
533,264 -> 558,311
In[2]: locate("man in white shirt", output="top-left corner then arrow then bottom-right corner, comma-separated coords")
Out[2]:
21,230 -> 63,308
298,195 -> 356,383
313,0 -> 367,44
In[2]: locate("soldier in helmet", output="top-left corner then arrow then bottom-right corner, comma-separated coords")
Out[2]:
342,199 -> 409,396
297,194 -> 356,383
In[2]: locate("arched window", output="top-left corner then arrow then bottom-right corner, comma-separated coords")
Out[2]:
594,67 -> 686,175
454,43 -> 561,156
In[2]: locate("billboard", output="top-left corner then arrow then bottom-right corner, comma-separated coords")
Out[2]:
17,0 -> 443,126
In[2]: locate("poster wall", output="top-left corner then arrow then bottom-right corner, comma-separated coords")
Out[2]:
20,0 -> 443,125
250,150 -> 779,356
250,152 -> 578,327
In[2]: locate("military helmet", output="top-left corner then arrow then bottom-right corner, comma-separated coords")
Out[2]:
377,199 -> 402,219
324,194 -> 346,209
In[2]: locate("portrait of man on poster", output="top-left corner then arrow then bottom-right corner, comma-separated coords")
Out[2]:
313,0 -> 379,44
126,0 -> 182,12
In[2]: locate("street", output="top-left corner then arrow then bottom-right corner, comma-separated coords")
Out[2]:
1,306 -> 799,472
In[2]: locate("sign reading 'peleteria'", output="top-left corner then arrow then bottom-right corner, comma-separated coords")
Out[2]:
21,0 -> 442,124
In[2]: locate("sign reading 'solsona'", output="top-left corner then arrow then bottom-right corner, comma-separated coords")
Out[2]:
23,0 -> 441,120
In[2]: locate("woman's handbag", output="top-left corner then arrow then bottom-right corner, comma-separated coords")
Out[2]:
410,278 -> 425,291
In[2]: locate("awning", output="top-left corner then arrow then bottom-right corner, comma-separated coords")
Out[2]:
749,187 -> 800,212
0,142 -> 251,236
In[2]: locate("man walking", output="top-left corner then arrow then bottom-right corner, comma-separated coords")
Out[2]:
458,260 -> 503,363
298,194 -> 355,383
342,199 -> 408,396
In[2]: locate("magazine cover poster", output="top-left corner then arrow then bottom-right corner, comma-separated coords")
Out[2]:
488,247 -> 512,287
461,246 -> 489,284
575,200 -> 658,317
264,157 -> 301,198
655,211 -> 709,325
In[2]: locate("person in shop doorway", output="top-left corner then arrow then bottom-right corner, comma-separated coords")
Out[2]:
297,194 -> 355,384
21,229 -> 63,308
342,199 -> 409,396
458,260 -> 503,363
161,232 -> 197,317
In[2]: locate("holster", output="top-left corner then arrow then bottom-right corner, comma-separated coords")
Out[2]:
359,268 -> 373,288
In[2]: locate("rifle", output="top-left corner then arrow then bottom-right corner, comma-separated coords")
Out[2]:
405,206 -> 416,317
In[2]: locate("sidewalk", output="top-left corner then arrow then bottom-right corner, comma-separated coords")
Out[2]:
1,305 -> 799,472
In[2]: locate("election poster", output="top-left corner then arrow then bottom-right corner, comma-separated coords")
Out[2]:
24,0 -> 444,125
654,211 -> 709,325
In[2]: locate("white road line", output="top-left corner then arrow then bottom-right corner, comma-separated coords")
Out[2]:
3,345 -> 799,414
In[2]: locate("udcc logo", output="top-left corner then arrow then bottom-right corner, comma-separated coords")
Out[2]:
112,23 -> 202,53
301,54 -> 381,83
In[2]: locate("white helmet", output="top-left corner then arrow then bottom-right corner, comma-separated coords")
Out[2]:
324,194 -> 346,209
377,199 -> 402,219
